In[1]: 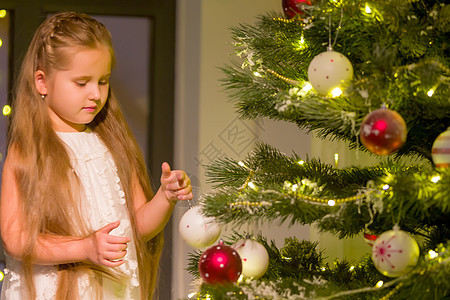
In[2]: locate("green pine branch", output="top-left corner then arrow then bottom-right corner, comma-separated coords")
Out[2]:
201,143 -> 450,240
185,236 -> 450,299
220,0 -> 450,161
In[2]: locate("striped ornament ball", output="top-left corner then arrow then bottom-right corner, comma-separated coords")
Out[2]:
432,127 -> 450,168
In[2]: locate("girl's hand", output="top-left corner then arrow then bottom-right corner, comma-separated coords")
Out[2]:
160,162 -> 193,203
85,220 -> 130,267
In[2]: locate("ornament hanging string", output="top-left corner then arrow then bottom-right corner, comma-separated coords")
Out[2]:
328,7 -> 344,51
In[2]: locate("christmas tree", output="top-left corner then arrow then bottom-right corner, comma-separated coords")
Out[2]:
181,0 -> 450,299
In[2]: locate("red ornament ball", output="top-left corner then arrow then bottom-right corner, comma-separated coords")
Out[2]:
282,0 -> 312,19
360,107 -> 407,155
431,127 -> 450,168
198,242 -> 242,285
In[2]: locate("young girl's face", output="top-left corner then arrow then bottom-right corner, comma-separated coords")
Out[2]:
38,46 -> 111,132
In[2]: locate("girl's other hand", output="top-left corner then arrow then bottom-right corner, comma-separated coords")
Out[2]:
160,162 -> 193,203
85,220 -> 130,267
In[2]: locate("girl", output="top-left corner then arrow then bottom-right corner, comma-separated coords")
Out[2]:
0,11 -> 192,299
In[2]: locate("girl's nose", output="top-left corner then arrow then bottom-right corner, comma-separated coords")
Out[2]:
89,84 -> 101,100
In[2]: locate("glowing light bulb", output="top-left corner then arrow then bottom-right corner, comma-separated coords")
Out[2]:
295,34 -> 307,50
427,89 -> 435,97
382,184 -> 390,190
327,200 -> 336,206
331,87 -> 342,97
428,250 -> 438,259
431,175 -> 441,183
248,181 -> 256,190
0,10 -> 6,18
334,153 -> 339,167
2,105 -> 11,116
302,82 -> 313,93
298,160 -> 305,165
375,280 -> 384,288
253,71 -> 262,77
0,39 -> 3,48
365,4 -> 372,14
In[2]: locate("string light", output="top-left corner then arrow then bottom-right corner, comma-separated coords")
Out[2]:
427,84 -> 438,97
294,34 -> 307,51
301,82 -> 313,93
327,200 -> 336,206
331,87 -> 343,97
334,153 -> 339,167
247,181 -> 257,190
428,250 -> 438,259
0,38 -> 2,48
431,175 -> 441,183
365,4 -> 372,14
2,105 -> 11,116
253,71 -> 262,77
0,10 -> 6,18
382,184 -> 390,190
375,280 -> 384,288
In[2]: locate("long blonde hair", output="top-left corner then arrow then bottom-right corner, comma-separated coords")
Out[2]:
9,11 -> 162,299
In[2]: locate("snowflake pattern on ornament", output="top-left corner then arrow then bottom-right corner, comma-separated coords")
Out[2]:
372,234 -> 403,270
371,228 -> 419,277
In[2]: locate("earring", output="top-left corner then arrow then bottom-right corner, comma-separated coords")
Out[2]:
41,94 -> 46,99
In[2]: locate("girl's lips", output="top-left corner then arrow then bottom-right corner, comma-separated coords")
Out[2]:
83,106 -> 97,112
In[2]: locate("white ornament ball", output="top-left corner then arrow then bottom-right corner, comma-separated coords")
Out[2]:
232,239 -> 269,279
431,127 -> 450,168
178,206 -> 223,249
372,228 -> 420,277
307,50 -> 353,95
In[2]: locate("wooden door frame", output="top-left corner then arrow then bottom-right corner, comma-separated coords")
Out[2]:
1,1 -> 176,298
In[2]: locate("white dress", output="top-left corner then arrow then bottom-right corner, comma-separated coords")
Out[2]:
1,130 -> 140,299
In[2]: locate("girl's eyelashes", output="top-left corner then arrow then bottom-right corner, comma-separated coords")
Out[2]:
74,80 -> 109,87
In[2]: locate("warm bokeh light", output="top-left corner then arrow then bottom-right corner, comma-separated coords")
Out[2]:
331,87 -> 342,97
3,105 -> 11,116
